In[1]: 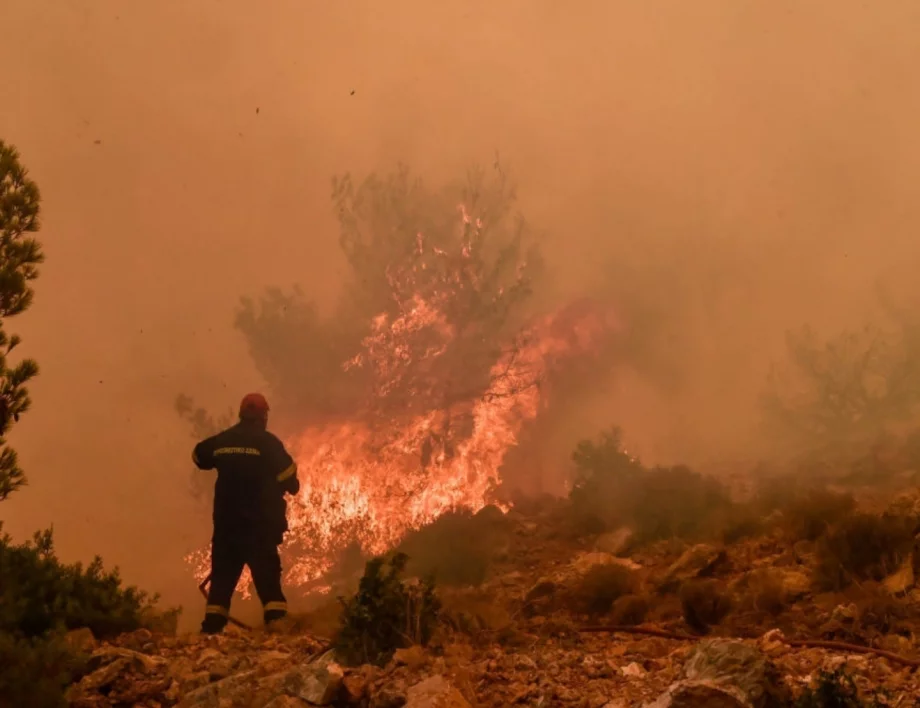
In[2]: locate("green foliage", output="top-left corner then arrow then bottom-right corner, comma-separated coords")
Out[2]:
815,512 -> 916,592
398,508 -> 507,587
0,141 -> 44,501
0,631 -> 87,708
568,428 -> 731,543
0,524 -> 157,639
570,564 -> 637,618
334,552 -> 440,667
795,666 -> 886,707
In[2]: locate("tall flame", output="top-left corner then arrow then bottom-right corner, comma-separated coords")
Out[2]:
186,207 -> 617,598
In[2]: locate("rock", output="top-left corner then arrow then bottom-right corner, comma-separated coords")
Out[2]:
831,603 -> 858,623
178,670 -> 259,707
660,545 -> 728,590
343,673 -> 369,703
64,627 -> 96,653
622,662 -> 646,678
572,551 -> 641,575
85,646 -> 167,674
393,645 -> 428,670
679,640 -> 783,708
405,675 -> 471,708
371,687 -> 408,708
513,654 -> 537,670
884,554 -> 916,595
596,528 -> 635,556
775,569 -> 812,599
264,661 -> 345,706
264,697 -> 310,708
524,578 -> 557,602
645,680 -> 752,708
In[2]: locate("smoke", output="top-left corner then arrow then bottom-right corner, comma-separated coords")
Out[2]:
2,0 -> 920,621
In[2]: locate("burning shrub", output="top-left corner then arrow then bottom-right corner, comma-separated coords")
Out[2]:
398,508 -> 508,587
814,513 -> 916,591
335,552 -> 440,667
679,579 -> 733,634
570,563 -> 638,618
568,429 -> 732,544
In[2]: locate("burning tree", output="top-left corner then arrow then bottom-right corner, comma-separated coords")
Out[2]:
0,141 -> 43,501
181,162 -> 615,594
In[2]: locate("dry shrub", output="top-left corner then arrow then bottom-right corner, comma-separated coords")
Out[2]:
815,513 -> 915,591
610,594 -> 650,626
398,508 -> 509,587
568,430 -> 731,544
570,564 -> 638,618
679,579 -> 733,634
283,600 -> 343,640
440,588 -> 512,640
737,570 -> 787,616
719,511 -> 767,545
784,489 -> 856,542
854,587 -> 914,636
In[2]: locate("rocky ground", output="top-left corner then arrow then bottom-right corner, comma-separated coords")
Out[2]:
64,490 -> 920,707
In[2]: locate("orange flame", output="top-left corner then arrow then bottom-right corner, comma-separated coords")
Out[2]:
186,210 -> 617,598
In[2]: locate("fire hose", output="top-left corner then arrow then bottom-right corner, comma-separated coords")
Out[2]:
197,573 -> 252,630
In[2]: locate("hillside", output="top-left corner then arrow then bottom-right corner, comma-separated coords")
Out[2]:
62,470 -> 920,708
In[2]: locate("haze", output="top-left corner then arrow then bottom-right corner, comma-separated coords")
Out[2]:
2,0 -> 919,615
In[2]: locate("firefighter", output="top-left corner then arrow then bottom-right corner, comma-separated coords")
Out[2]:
192,393 -> 300,634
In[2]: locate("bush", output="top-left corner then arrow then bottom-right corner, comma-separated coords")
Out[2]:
0,526 -> 157,639
795,666 -> 886,707
736,570 -> 787,616
0,526 -> 162,707
568,429 -> 732,544
783,489 -> 857,542
679,579 -> 733,634
815,513 -> 915,591
0,631 -> 87,708
398,508 -> 507,587
610,594 -> 649,626
570,564 -> 637,617
334,552 -> 440,667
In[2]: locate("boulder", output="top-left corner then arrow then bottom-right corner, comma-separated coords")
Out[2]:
883,554 -> 916,595
659,545 -> 728,590
596,528 -> 635,556
645,681 -> 752,708
265,661 -> 344,706
645,640 -> 785,708
572,551 -> 641,575
405,675 -> 471,708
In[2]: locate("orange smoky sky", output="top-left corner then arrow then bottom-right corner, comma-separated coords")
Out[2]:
1,0 -> 919,609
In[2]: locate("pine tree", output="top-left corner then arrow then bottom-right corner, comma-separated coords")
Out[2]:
0,140 -> 44,501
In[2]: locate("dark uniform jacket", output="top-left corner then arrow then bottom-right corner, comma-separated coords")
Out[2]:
192,421 -> 300,541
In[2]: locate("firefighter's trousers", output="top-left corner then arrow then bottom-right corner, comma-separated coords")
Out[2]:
201,528 -> 287,634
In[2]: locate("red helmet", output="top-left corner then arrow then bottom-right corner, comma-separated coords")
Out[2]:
239,393 -> 270,420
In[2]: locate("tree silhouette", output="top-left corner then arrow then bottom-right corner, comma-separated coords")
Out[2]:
0,141 -> 44,501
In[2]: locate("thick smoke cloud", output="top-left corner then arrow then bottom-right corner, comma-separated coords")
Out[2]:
2,0 -> 919,618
